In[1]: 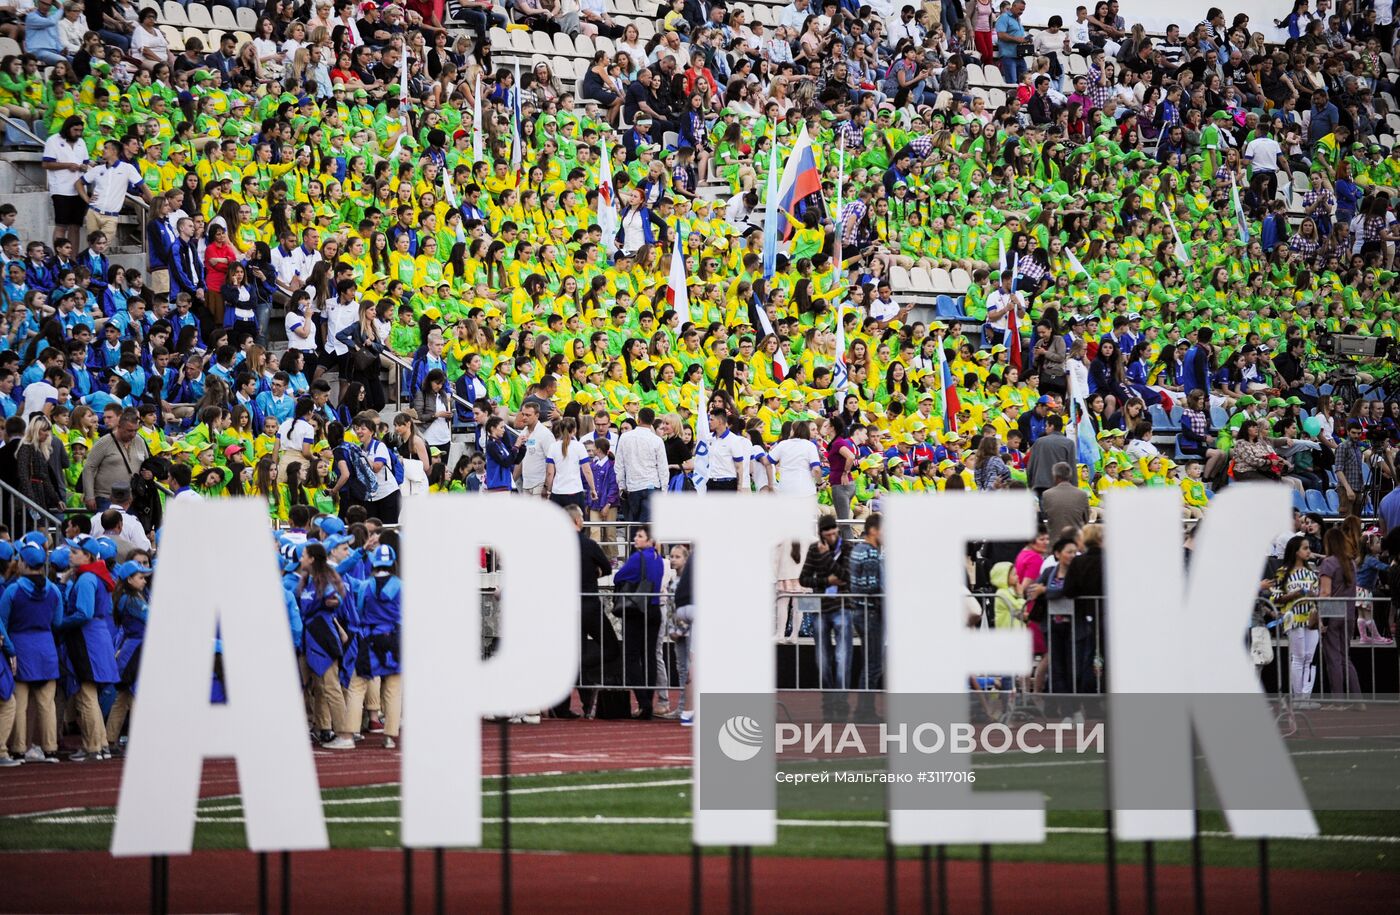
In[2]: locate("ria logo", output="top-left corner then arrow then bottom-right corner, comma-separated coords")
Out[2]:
717,715 -> 764,762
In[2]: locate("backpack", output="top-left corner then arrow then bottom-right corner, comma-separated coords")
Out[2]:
386,446 -> 406,485
340,443 -> 379,500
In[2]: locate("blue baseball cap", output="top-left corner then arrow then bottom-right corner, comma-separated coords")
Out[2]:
113,560 -> 153,581
92,537 -> 118,562
16,543 -> 45,568
324,533 -> 353,551
369,544 -> 397,569
0,541 -> 13,564
316,517 -> 347,536
65,535 -> 99,557
49,546 -> 71,572
20,531 -> 47,547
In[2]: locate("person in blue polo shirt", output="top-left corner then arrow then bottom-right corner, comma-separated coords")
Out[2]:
346,544 -> 403,748
0,542 -> 64,763
104,559 -> 152,753
56,535 -> 119,761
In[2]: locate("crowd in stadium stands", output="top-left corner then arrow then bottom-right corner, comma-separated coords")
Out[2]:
0,0 -> 1399,759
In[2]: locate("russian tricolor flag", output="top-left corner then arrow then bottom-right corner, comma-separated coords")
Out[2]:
775,130 -> 821,241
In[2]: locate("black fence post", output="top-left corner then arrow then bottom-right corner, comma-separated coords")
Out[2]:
403,848 -> 413,915
500,717 -> 512,915
258,852 -> 269,915
691,843 -> 702,915
281,851 -> 291,915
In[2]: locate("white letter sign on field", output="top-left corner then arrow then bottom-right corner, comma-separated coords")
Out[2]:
112,500 -> 327,856
400,495 -> 578,847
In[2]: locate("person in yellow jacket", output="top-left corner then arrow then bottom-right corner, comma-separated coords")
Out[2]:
1180,459 -> 1209,520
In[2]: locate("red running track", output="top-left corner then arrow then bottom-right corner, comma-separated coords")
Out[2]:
0,719 -> 693,816
0,848 -> 1396,914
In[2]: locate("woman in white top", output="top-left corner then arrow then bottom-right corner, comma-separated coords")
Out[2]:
129,7 -> 169,68
743,427 -> 774,492
767,421 -> 823,496
545,417 -> 596,511
284,291 -> 320,374
615,23 -> 647,65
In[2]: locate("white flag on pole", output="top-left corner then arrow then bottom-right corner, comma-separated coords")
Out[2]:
667,233 -> 691,324
472,73 -> 483,162
692,375 -> 710,492
597,135 -> 618,256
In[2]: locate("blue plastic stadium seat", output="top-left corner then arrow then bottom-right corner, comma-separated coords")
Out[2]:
1301,384 -> 1318,398
1292,489 -> 1309,513
1209,406 -> 1228,428
1149,404 -> 1172,430
935,295 -> 966,319
1324,490 -> 1340,514
1304,490 -> 1328,514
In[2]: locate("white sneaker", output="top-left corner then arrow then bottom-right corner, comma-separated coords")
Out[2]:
384,737 -> 397,749
68,750 -> 91,762
520,713 -> 541,725
680,711 -> 694,727
0,756 -> 22,767
320,736 -> 356,750
23,745 -> 45,763
98,748 -> 112,761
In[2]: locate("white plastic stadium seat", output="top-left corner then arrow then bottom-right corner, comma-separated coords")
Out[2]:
162,1 -> 187,26
0,37 -> 18,57
930,268 -> 954,292
186,4 -> 213,27
595,36 -> 614,55
490,26 -> 510,48
531,31 -> 553,55
160,25 -> 183,48
553,33 -> 575,57
212,6 -> 237,29
890,265 -> 912,290
636,18 -> 655,39
909,267 -> 936,294
235,7 -> 257,30
508,30 -> 531,55
950,268 -> 972,293
182,27 -> 208,47
575,35 -> 596,57
988,88 -> 1006,108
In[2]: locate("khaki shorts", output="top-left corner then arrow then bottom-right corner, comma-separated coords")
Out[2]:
84,209 -> 118,241
147,268 -> 170,294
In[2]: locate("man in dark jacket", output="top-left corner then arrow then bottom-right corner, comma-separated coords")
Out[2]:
1025,413 -> 1077,494
556,504 -> 618,718
800,515 -> 854,709
1060,523 -> 1105,694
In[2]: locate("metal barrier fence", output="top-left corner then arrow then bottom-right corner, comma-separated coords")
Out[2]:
536,591 -> 1400,705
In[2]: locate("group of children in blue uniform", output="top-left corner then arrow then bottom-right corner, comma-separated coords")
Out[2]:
0,510 -> 405,765
0,534 -> 150,764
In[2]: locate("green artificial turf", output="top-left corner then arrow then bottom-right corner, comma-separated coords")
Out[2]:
2,766 -> 1396,872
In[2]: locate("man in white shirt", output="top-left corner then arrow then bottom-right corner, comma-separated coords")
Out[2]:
42,115 -> 88,249
323,280 -> 360,364
581,410 -> 619,451
515,401 -> 555,497
703,411 -> 747,492
80,139 -> 150,241
291,226 -> 322,286
780,0 -> 810,32
725,189 -> 760,229
615,407 -> 669,522
886,5 -> 923,49
1243,122 -> 1283,201
270,231 -> 302,300
983,270 -> 1025,346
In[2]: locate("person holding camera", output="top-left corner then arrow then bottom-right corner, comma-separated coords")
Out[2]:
995,0 -> 1034,85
